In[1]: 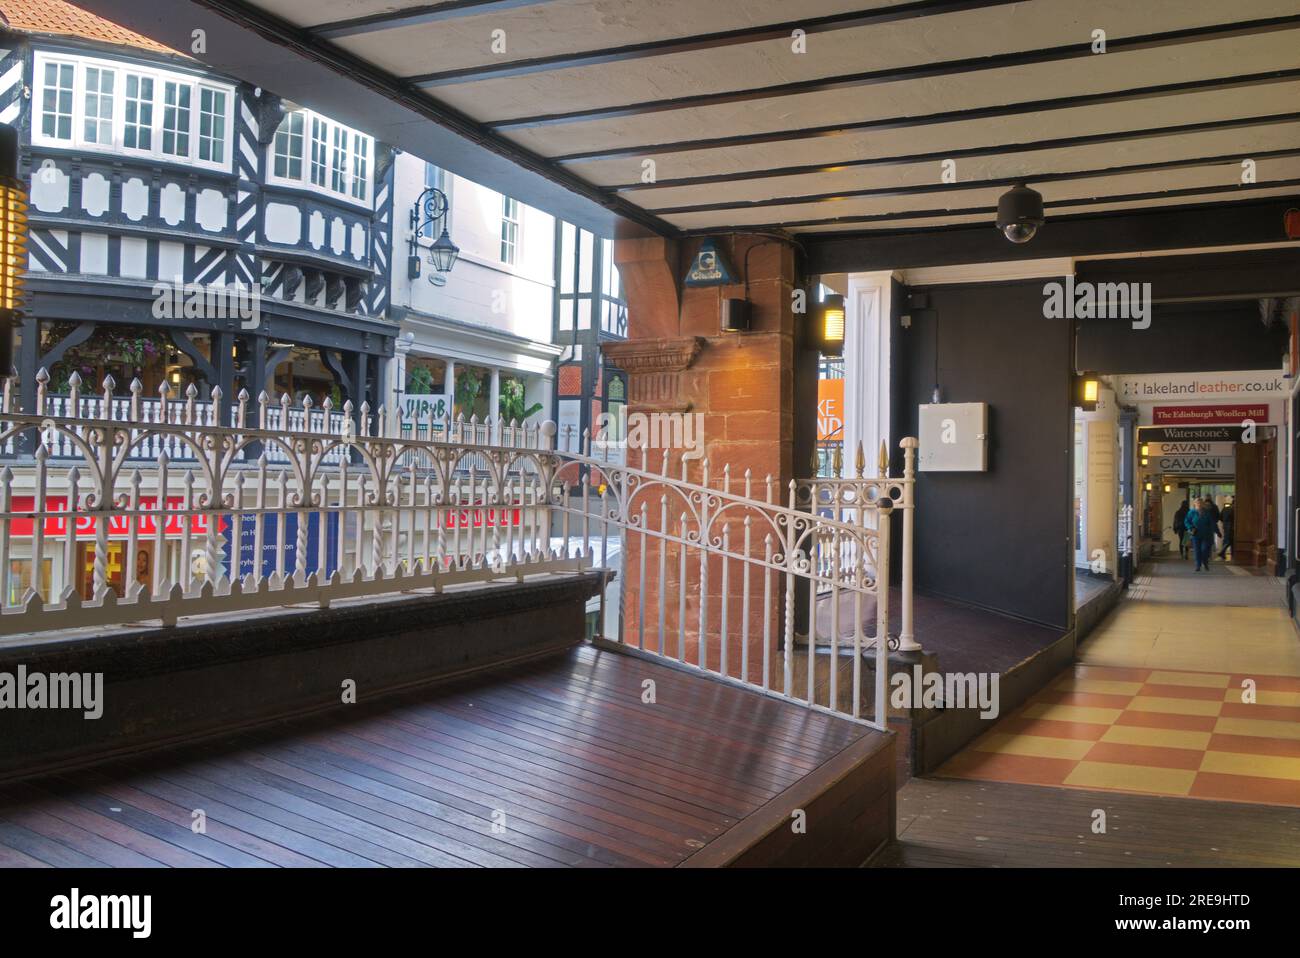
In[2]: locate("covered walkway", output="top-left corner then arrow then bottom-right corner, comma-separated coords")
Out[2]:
933,557 -> 1300,812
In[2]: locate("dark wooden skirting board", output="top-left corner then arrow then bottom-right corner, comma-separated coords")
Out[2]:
0,643 -> 894,868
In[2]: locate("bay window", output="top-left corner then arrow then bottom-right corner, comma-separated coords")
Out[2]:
32,52 -> 232,171
161,80 -> 191,158
82,66 -> 114,144
269,108 -> 372,206
40,60 -> 74,141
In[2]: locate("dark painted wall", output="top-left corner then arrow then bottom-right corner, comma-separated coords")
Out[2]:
897,280 -> 1074,629
1077,301 -> 1288,374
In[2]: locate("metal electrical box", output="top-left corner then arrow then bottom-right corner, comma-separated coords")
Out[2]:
918,402 -> 988,471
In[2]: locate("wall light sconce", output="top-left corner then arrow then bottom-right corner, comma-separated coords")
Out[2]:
1163,483 -> 1172,494
1140,443 -> 1150,456
1144,481 -> 1153,492
816,294 -> 845,357
1075,372 -> 1100,411
721,297 -> 751,332
409,186 -> 459,277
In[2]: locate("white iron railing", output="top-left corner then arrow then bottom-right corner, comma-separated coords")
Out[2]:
0,370 -> 915,729
794,437 -> 918,653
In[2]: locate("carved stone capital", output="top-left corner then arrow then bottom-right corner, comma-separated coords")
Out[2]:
600,336 -> 703,374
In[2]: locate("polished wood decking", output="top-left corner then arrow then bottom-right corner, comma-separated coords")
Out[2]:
0,644 -> 891,867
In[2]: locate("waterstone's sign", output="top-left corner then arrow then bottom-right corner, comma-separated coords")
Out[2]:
1140,425 -> 1274,443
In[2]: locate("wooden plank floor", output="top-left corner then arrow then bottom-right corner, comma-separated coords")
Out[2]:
875,776 -> 1300,867
0,644 -> 877,867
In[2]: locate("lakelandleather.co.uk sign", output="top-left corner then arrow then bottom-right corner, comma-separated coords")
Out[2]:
1114,370 -> 1285,402
1152,404 -> 1269,425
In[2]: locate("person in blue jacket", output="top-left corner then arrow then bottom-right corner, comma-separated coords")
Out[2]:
1188,498 -> 1220,572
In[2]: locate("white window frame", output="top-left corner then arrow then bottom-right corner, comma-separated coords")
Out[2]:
500,195 -> 520,266
266,108 -> 372,208
31,51 -> 234,173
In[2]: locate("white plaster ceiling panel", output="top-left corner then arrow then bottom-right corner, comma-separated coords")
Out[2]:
565,81 -> 1300,186
626,122 -> 1300,210
334,0 -> 896,76
427,0 -> 1299,121
662,157 -> 1300,230
795,186 -> 1300,233
497,30 -> 1300,156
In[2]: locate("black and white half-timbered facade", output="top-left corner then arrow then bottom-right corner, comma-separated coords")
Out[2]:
0,0 -> 395,428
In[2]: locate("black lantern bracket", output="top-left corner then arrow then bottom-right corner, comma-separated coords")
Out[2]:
408,186 -> 459,277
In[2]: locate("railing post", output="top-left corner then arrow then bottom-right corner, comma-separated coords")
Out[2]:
897,436 -> 921,653
874,498 -> 893,729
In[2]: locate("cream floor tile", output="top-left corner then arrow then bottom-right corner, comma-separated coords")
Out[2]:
971,732 -> 1095,761
1023,702 -> 1123,725
1146,670 -> 1229,688
1214,717 -> 1300,741
1099,725 -> 1212,751
1199,751 -> 1300,782
1221,688 -> 1300,707
1052,677 -> 1143,696
1126,695 -> 1224,717
1064,761 -> 1196,796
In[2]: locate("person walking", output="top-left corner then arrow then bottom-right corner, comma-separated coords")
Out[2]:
1173,498 -> 1190,558
1190,498 -> 1220,572
1219,497 -> 1235,560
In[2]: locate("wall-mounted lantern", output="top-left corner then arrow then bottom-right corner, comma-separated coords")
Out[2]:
816,294 -> 845,357
0,124 -> 28,376
1163,483 -> 1172,494
409,185 -> 458,279
1075,371 -> 1100,412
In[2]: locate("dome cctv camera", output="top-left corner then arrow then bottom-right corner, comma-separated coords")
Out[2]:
996,183 -> 1045,245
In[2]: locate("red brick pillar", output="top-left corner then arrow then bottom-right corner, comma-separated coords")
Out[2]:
603,235 -> 799,681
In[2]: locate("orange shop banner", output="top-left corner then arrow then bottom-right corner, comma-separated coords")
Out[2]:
817,379 -> 845,442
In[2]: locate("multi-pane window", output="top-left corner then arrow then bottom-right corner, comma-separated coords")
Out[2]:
309,116 -> 328,187
330,125 -> 348,194
82,66 -> 114,144
34,54 -> 231,168
198,87 -> 226,163
500,196 -> 520,265
270,109 -> 372,204
351,132 -> 368,200
161,80 -> 191,157
40,61 -> 74,141
272,110 -> 303,179
123,74 -> 154,150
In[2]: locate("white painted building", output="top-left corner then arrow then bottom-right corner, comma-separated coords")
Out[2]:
387,156 -> 559,433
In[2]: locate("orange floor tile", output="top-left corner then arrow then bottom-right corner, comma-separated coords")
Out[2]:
938,663 -> 1300,808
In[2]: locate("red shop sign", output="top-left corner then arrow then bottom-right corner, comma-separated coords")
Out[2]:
8,496 -> 214,539
442,507 -> 522,529
1152,404 -> 1269,426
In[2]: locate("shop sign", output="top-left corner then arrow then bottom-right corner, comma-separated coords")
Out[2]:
1156,455 -> 1234,475
225,512 -> 339,580
1146,442 -> 1235,457
400,393 -> 451,425
9,497 -> 211,538
1152,404 -> 1269,425
817,379 -> 844,443
1115,370 -> 1285,402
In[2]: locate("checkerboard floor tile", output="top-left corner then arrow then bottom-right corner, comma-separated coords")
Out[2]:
938,664 -> 1300,808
